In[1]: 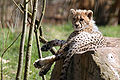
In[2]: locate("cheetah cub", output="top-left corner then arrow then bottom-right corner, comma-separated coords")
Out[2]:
34,9 -> 106,80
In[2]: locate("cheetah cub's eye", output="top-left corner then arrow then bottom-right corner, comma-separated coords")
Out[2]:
79,18 -> 84,22
73,18 -> 76,21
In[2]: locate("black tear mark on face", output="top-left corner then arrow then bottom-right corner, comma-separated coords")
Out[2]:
75,24 -> 79,28
79,18 -> 84,22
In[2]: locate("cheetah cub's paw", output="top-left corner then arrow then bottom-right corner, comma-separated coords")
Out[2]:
34,55 -> 56,69
34,59 -> 46,69
41,43 -> 52,51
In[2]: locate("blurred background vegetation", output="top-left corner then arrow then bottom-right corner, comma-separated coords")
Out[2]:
0,0 -> 120,80
0,0 -> 120,27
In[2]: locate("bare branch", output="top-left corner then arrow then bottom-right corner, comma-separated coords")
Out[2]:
13,2 -> 57,78
23,0 -> 38,80
16,0 -> 28,79
34,0 -> 46,79
37,0 -> 46,36
12,0 -> 24,13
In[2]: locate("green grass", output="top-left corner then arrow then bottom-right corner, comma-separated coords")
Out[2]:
0,24 -> 120,80
99,25 -> 120,38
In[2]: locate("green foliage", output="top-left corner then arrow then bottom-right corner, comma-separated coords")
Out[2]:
0,25 -> 120,80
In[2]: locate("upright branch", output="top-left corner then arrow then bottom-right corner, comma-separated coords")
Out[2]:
15,2 -> 57,77
34,25 -> 42,58
20,4 -> 57,54
16,0 -> 28,79
34,0 -> 46,58
23,0 -> 38,80
37,0 -> 46,35
34,0 -> 46,79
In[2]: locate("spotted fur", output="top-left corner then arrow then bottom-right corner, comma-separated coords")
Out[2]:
34,9 -> 106,80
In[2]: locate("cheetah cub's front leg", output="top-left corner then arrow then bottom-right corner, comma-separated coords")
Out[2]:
34,55 -> 56,68
34,39 -> 66,69
34,53 -> 66,68
41,39 -> 66,51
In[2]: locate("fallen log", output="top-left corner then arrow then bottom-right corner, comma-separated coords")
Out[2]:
50,37 -> 120,80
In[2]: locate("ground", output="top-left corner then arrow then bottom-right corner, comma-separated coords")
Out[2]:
0,23 -> 120,80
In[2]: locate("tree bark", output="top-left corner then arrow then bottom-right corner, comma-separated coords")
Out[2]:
50,37 -> 120,80
23,0 -> 38,80
16,0 -> 28,79
108,0 -> 120,26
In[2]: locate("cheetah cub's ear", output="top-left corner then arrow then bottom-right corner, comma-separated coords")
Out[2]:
86,10 -> 93,20
70,9 -> 76,15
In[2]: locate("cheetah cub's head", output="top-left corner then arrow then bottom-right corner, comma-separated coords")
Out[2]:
70,9 -> 93,31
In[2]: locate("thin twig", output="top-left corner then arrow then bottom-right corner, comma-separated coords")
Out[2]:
37,0 -> 46,32
1,33 -> 21,57
1,57 -> 3,80
1,32 -> 21,80
12,0 -> 23,13
39,5 -> 46,36
20,4 -> 40,26
12,0 -> 33,26
34,26 -> 42,58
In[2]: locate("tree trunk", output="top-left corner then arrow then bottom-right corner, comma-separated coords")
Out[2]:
50,37 -> 120,80
108,0 -> 120,26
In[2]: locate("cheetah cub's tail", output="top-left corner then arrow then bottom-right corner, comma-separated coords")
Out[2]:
59,51 -> 74,80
